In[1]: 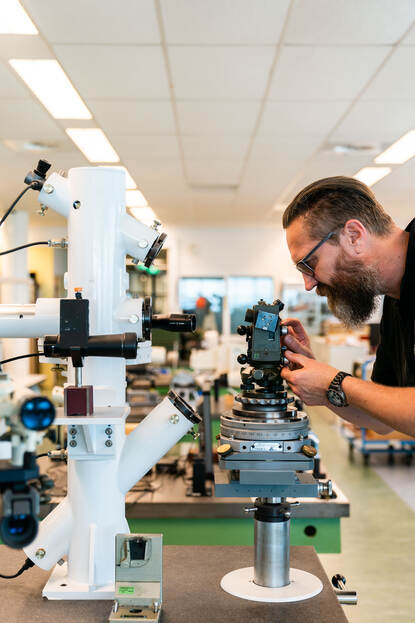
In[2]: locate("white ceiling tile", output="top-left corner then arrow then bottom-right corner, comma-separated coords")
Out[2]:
22,0 -> 160,44
269,46 -> 390,101
182,135 -> 250,160
53,45 -> 170,99
282,152 -> 375,202
363,47 -> 415,100
123,159 -> 186,193
0,61 -> 30,98
177,101 -> 261,134
0,99 -> 64,140
249,135 -> 324,161
191,189 -> 236,211
111,135 -> 181,160
402,22 -> 415,44
0,35 -> 52,60
186,160 -> 242,185
258,101 -> 349,137
285,0 -> 415,45
373,158 -> 415,203
169,46 -> 274,99
161,0 -> 289,45
331,101 -> 415,145
88,101 -> 176,135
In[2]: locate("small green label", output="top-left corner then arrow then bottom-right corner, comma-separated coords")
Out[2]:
119,586 -> 135,595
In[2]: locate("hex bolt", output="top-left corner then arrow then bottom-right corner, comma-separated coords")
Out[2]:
105,427 -> 113,436
43,183 -> 54,194
35,548 -> 46,560
105,439 -> 113,447
69,428 -> 77,436
128,314 -> 139,324
69,440 -> 77,448
169,414 -> 180,424
73,200 -> 81,209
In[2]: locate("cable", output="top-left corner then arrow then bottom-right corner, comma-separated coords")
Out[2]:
36,453 -> 48,459
0,557 -> 35,579
0,353 -> 42,367
0,184 -> 35,228
0,241 -> 48,257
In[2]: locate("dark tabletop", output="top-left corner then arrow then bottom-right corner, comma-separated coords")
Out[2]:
0,545 -> 348,623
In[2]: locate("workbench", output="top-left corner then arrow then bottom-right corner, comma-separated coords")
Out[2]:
0,545 -> 349,623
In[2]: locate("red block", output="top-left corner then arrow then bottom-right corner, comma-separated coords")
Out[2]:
64,385 -> 94,417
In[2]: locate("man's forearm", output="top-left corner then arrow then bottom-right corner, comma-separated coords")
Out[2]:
324,401 -> 393,434
342,376 -> 415,436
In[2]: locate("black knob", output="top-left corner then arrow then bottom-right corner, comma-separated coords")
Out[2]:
237,325 -> 247,336
34,159 -> 51,178
237,354 -> 247,365
332,574 -> 346,589
244,308 -> 254,323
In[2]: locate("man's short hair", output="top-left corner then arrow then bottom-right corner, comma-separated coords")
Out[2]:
282,176 -> 394,240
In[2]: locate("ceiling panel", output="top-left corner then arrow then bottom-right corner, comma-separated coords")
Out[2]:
185,160 -> 242,186
373,158 -> 415,202
269,46 -> 390,101
191,189 -> 236,211
285,0 -> 415,45
53,45 -> 170,99
22,0 -> 160,44
161,0 -> 289,45
88,101 -> 176,135
282,152 -> 374,202
177,101 -> 261,135
258,101 -> 349,137
0,99 -> 65,140
249,135 -> 325,162
0,61 -> 30,98
402,23 -> 415,44
182,135 -> 250,160
0,34 -> 52,60
169,46 -> 275,99
331,101 -> 415,145
363,47 -> 415,100
110,135 -> 181,161
124,159 -> 186,194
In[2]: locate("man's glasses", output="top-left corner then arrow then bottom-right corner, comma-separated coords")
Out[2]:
296,231 -> 335,277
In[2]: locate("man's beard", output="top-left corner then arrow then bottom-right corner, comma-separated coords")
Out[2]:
316,253 -> 382,328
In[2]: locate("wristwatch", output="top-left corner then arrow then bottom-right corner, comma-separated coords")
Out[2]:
327,371 -> 351,407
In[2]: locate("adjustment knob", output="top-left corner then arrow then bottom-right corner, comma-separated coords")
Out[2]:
237,354 -> 247,365
237,325 -> 247,336
252,369 -> 264,380
332,574 -> 346,590
244,308 -> 254,323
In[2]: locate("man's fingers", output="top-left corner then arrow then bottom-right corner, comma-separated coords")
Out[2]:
284,350 -> 306,366
280,366 -> 295,383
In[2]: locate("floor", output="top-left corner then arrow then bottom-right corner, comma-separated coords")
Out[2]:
309,406 -> 415,623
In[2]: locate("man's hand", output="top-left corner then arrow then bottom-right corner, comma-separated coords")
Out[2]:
281,318 -> 315,359
281,350 -> 339,406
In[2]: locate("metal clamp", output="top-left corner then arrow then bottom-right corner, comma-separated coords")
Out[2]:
332,574 -> 357,605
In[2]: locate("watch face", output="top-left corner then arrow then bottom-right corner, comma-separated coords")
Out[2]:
327,389 -> 346,407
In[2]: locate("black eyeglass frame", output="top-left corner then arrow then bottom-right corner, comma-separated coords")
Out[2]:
295,231 -> 336,277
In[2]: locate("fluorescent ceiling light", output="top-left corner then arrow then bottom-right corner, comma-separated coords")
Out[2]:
0,0 -> 38,34
354,167 -> 391,187
126,190 -> 147,207
66,128 -> 119,163
375,130 -> 415,165
129,206 -> 157,225
9,59 -> 91,119
102,166 -> 136,189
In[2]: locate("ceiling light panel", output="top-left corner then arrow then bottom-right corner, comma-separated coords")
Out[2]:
126,190 -> 148,207
375,130 -> 415,164
354,167 -> 391,187
66,128 -> 119,162
0,0 -> 38,34
9,59 -> 91,119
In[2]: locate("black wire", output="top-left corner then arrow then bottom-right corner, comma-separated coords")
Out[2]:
0,185 -> 35,227
0,353 -> 42,367
0,241 -> 48,256
0,558 -> 35,579
36,453 -> 49,459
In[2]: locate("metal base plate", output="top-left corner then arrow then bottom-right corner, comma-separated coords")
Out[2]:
220,566 -> 323,603
43,562 -> 115,600
109,605 -> 161,622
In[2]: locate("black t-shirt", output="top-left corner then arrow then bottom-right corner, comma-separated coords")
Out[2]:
371,219 -> 415,387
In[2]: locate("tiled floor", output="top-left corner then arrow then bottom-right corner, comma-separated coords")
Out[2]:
309,406 -> 415,623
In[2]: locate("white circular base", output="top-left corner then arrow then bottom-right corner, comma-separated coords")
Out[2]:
220,567 -> 323,603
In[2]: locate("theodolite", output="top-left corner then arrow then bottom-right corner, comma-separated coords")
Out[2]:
215,299 -> 332,602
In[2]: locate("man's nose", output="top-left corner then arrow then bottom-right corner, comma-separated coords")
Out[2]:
302,274 -> 318,291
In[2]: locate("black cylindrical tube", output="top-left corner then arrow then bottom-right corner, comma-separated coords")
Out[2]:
152,313 -> 196,332
43,333 -> 138,359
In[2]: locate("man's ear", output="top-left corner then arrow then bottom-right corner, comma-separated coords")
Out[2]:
340,219 -> 366,255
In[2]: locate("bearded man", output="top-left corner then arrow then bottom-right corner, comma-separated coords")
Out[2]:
280,176 -> 415,436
